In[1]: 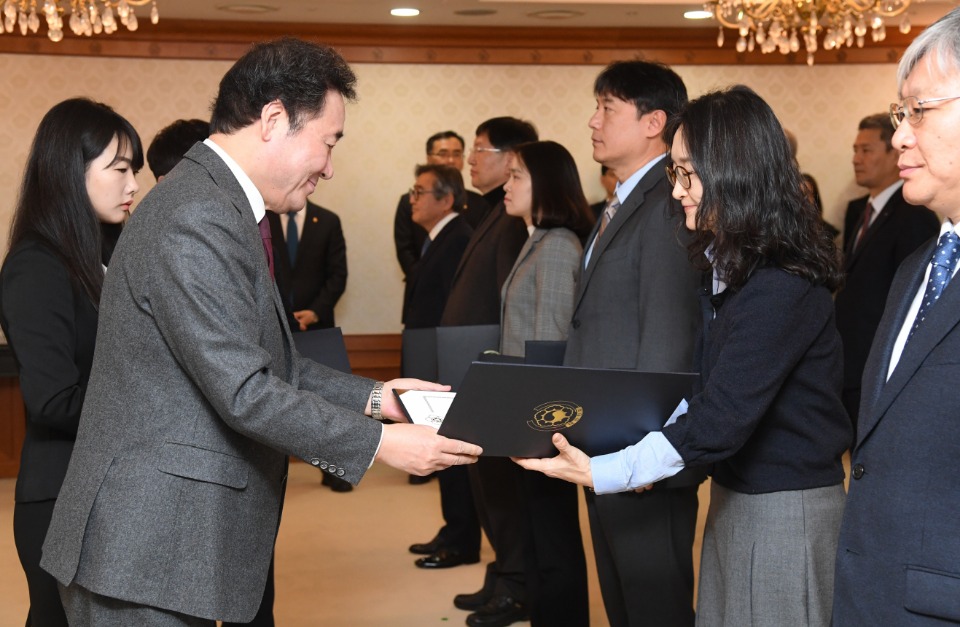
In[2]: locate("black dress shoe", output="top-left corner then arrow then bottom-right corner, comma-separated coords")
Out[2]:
454,562 -> 497,610
414,549 -> 480,569
453,587 -> 492,612
465,595 -> 527,627
409,535 -> 444,555
321,473 -> 353,492
408,472 -> 436,485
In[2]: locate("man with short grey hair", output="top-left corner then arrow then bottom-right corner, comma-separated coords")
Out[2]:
834,7 -> 960,624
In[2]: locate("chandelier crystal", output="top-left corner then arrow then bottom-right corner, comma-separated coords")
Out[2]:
705,0 -> 913,65
0,0 -> 159,42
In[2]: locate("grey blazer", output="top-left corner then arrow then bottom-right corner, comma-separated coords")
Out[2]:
40,143 -> 382,622
834,234 -> 960,625
564,162 -> 701,372
499,227 -> 581,357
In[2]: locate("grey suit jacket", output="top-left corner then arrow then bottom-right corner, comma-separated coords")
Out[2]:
834,235 -> 960,625
40,143 -> 382,622
499,227 -> 581,357
564,162 -> 701,372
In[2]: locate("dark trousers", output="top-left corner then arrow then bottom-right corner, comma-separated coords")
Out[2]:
521,471 -> 589,627
436,464 -> 481,554
842,386 -> 860,447
585,486 -> 699,627
14,499 -> 68,627
469,456 -> 527,600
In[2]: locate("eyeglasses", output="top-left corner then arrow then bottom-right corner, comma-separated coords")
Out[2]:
889,95 -> 960,128
665,164 -> 696,190
469,146 -> 503,156
428,150 -> 464,160
409,187 -> 439,201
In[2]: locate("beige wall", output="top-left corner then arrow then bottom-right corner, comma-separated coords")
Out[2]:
0,54 -> 899,333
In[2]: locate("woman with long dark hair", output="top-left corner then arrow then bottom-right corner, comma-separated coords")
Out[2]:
518,86 -> 851,625
494,140 -> 594,627
0,98 -> 142,626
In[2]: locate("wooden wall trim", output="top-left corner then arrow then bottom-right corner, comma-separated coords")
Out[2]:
0,19 -> 913,65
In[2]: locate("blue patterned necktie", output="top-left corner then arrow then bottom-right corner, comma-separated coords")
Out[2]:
286,214 -> 299,266
909,230 -> 960,339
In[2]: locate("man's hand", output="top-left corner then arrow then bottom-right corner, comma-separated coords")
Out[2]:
292,309 -> 319,331
513,433 -> 594,489
373,378 -> 451,423
376,423 -> 482,475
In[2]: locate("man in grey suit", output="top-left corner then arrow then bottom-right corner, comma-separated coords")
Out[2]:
563,61 -> 704,627
40,38 -> 480,625
833,9 -> 960,624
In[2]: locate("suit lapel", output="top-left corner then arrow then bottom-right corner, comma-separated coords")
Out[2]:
574,164 -> 662,313
845,190 -> 900,270
186,144 -> 295,376
500,229 -> 541,320
453,202 -> 503,283
857,238 -> 945,445
293,204 -> 320,268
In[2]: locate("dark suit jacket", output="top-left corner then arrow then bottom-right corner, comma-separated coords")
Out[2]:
394,190 -> 489,278
834,235 -> 960,625
41,143 -> 382,623
402,215 -> 472,328
0,238 -> 99,503
267,202 -> 347,330
835,189 -> 938,390
441,194 -> 528,327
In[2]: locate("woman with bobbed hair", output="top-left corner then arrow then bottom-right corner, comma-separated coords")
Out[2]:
496,139 -> 594,626
0,97 -> 142,626
518,86 -> 851,626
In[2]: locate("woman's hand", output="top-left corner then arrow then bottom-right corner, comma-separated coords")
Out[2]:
513,433 -> 594,488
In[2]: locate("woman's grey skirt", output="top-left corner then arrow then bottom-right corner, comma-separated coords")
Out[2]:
696,481 -> 845,627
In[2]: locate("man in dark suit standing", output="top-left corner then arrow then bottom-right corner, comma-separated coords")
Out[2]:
563,61 -> 704,627
833,9 -> 960,624
39,38 -> 481,626
835,113 -> 938,437
436,117 -> 537,627
402,165 -> 472,330
267,201 -> 347,332
394,131 -> 490,278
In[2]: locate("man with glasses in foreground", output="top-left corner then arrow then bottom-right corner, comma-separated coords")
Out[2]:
394,131 -> 490,279
833,7 -> 960,624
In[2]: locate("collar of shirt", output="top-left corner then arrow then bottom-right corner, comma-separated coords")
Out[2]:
614,152 -> 669,204
280,205 -> 307,239
428,212 -> 458,241
203,138 -> 266,223
704,244 -> 728,296
867,179 -> 904,216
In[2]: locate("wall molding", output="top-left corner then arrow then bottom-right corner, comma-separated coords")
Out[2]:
0,20 -> 912,65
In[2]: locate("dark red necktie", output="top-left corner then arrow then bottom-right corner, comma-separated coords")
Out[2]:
854,202 -> 874,252
258,217 -> 274,278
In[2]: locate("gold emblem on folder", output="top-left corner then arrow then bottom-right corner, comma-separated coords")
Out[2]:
527,401 -> 583,431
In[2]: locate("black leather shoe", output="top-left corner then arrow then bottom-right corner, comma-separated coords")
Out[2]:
414,549 -> 480,569
409,535 -> 444,555
321,473 -> 353,492
408,472 -> 436,485
465,595 -> 527,627
454,587 -> 492,611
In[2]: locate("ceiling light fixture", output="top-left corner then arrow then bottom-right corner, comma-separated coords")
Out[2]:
706,0 -> 912,65
684,9 -> 713,19
1,0 -> 159,42
390,7 -> 420,17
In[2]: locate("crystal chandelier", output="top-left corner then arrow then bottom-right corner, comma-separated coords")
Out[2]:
705,0 -> 913,65
1,0 -> 159,42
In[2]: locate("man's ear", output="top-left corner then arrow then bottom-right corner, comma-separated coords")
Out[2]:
260,100 -> 287,141
644,109 -> 668,139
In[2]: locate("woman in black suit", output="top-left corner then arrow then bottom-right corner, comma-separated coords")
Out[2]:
518,86 -> 852,626
0,98 -> 142,627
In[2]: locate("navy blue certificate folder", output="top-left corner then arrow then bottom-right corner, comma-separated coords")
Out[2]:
438,362 -> 698,458
293,327 -> 352,374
